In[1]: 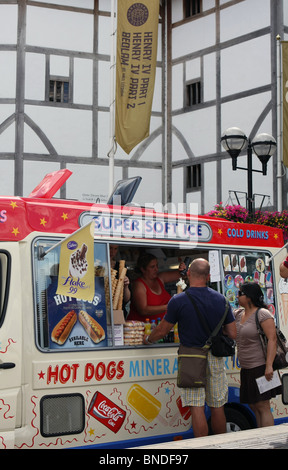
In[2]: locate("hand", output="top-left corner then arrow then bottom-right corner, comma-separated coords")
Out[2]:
265,364 -> 274,381
143,335 -> 152,345
178,261 -> 186,272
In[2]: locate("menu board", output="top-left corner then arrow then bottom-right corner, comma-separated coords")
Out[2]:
222,251 -> 275,315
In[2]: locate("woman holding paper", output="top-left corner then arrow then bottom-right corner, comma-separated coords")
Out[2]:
235,282 -> 281,428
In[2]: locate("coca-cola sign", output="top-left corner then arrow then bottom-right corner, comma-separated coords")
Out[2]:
88,391 -> 126,433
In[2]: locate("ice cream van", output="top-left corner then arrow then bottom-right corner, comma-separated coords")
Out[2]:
1,169 -> 288,449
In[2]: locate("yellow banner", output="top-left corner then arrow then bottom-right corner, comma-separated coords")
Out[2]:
283,41 -> 288,167
115,0 -> 159,154
56,222 -> 95,301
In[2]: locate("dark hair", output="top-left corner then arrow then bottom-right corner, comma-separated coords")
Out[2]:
240,281 -> 267,308
136,253 -> 157,272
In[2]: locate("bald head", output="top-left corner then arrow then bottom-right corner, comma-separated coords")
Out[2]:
188,258 -> 210,286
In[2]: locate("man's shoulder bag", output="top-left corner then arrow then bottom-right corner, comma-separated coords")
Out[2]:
185,291 -> 236,358
177,293 -> 235,389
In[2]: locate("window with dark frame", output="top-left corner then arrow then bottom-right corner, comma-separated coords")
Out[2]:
49,79 -> 70,103
186,81 -> 202,107
186,164 -> 201,191
184,0 -> 201,18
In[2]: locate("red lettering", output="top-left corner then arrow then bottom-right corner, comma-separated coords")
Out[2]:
47,365 -> 59,385
71,363 -> 79,382
95,362 -> 105,381
59,364 -> 71,384
84,363 -> 95,382
116,361 -> 125,380
106,361 -> 116,380
84,361 -> 125,383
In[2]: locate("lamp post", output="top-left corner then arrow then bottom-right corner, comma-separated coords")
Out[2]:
221,127 -> 277,214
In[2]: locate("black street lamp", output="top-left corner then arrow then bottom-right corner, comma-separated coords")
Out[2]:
221,127 -> 277,214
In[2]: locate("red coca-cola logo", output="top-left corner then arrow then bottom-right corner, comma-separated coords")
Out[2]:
88,391 -> 126,433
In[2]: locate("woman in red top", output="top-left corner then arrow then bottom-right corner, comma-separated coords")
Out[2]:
127,253 -> 185,322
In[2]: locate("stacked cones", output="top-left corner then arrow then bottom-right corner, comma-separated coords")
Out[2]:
112,260 -> 127,310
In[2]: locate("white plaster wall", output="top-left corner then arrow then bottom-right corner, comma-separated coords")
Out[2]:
0,5 -> 17,44
172,107 -> 217,156
66,163 -> 122,203
25,105 -> 92,157
74,58 -> 93,106
26,6 -> 94,52
25,53 -> 46,101
0,105 -> 16,152
129,167 -> 162,206
0,161 -> 14,196
220,0 -> 270,42
0,52 -> 16,99
172,14 -> 215,58
221,36 -> 271,97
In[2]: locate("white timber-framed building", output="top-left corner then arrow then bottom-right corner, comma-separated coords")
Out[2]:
0,0 -> 287,213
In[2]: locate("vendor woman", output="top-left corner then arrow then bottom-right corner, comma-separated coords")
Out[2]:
126,253 -> 186,322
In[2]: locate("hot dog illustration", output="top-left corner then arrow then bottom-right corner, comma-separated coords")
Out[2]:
79,310 -> 105,343
51,310 -> 77,345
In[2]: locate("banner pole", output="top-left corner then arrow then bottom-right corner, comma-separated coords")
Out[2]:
277,35 -> 283,212
108,0 -> 117,194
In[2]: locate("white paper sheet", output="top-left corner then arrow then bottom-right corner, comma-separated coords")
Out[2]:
256,371 -> 281,394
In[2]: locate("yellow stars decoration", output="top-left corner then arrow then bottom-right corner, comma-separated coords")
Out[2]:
40,217 -> 47,227
12,227 -> 20,237
218,229 -> 223,236
10,201 -> 18,209
61,212 -> 68,221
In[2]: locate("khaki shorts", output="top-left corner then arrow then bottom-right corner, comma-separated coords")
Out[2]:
180,351 -> 228,408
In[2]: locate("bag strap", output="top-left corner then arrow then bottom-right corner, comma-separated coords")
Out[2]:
185,291 -> 229,345
255,308 -> 266,336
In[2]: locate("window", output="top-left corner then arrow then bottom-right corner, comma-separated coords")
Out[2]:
184,0 -> 201,18
0,251 -> 10,328
186,164 -> 201,191
186,81 -> 202,107
33,239 -> 110,352
40,394 -> 85,437
49,79 -> 70,103
221,250 -> 275,313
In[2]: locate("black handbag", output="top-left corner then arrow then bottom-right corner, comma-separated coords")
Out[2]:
185,291 -> 236,357
255,309 -> 288,370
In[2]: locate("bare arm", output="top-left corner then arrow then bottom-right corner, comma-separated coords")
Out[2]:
223,321 -> 237,339
144,319 -> 174,344
158,261 -> 186,284
261,318 -> 277,381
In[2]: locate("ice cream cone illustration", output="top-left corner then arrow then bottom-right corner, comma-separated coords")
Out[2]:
279,278 -> 288,324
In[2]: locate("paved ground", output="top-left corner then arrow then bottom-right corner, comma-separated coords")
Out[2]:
136,423 -> 288,449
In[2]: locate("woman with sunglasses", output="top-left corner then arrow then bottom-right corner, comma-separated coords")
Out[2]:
235,282 -> 281,428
